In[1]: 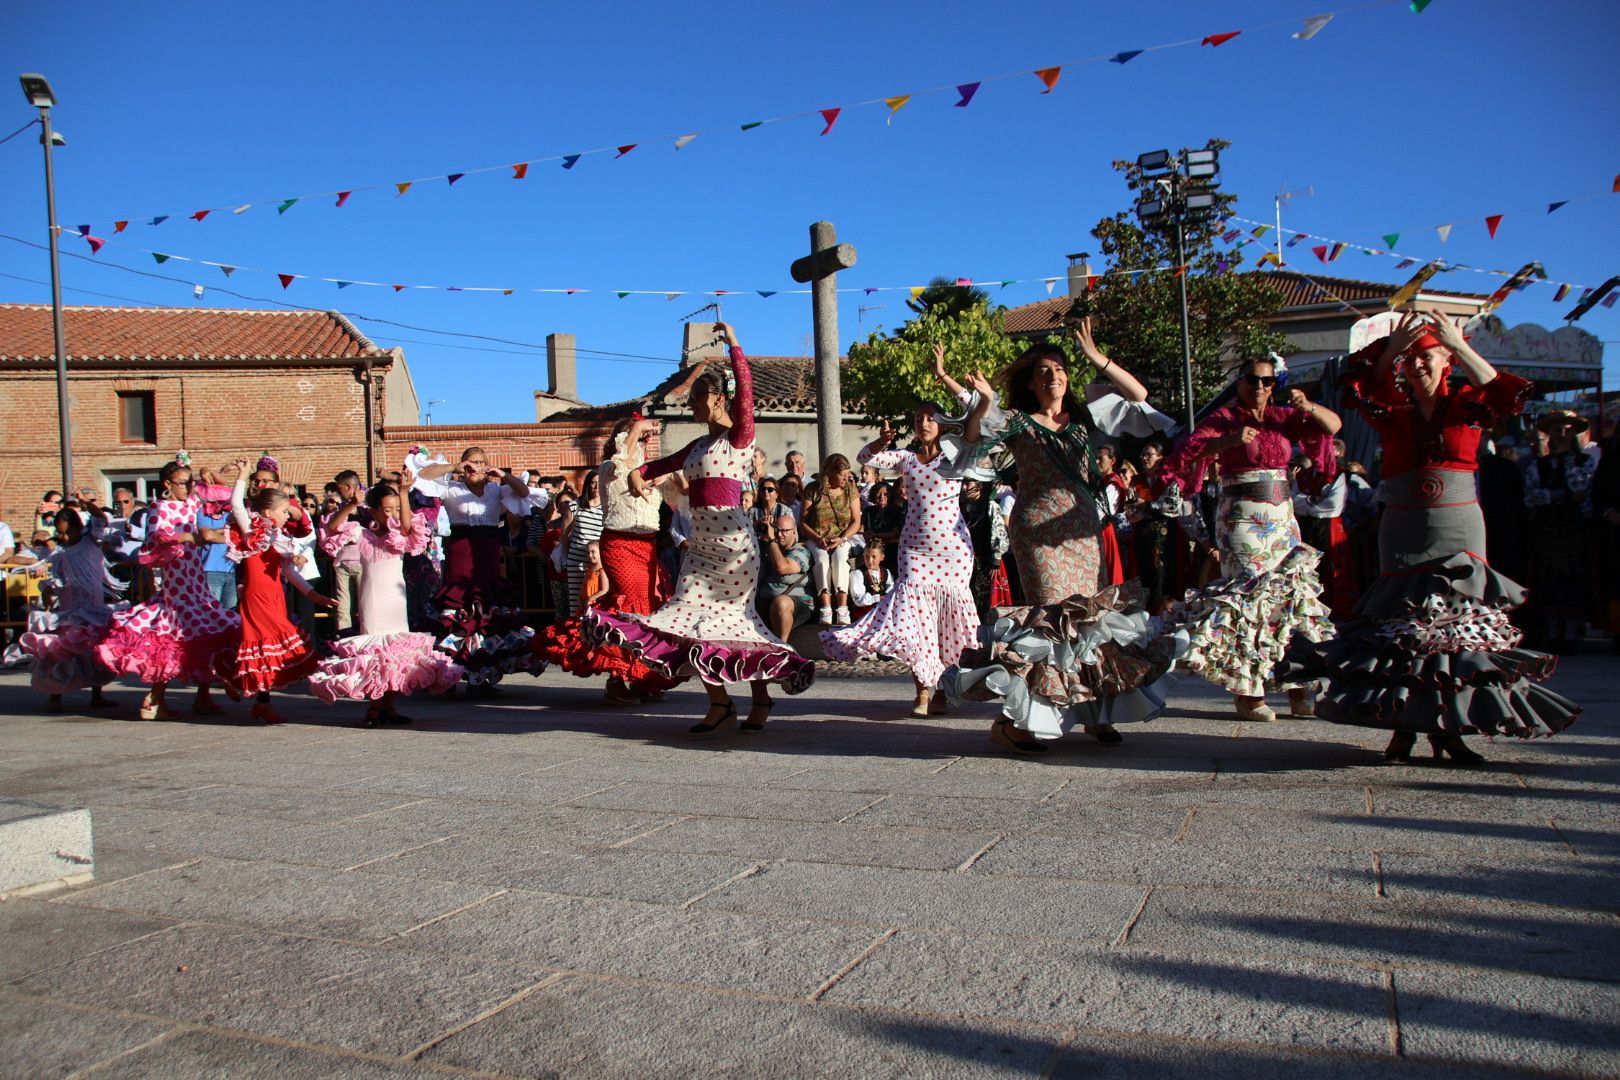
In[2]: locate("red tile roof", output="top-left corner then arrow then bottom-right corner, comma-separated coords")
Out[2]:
553,355 -> 860,420
0,305 -> 385,363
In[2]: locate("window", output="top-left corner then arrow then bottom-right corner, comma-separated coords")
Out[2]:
103,471 -> 164,505
117,391 -> 156,444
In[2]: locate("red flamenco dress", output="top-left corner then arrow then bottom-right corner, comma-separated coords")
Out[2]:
216,512 -> 321,697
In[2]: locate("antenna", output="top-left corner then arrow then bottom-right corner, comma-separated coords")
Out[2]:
858,303 -> 887,324
423,399 -> 446,425
1274,185 -> 1314,263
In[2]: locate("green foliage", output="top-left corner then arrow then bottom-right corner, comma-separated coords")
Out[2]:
1066,139 -> 1289,420
845,298 -> 1080,427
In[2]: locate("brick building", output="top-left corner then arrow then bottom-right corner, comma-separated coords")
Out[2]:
0,305 -> 417,533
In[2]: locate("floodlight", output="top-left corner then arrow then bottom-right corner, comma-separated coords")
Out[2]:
1185,148 -> 1218,167
19,73 -> 55,108
1136,149 -> 1171,173
1135,196 -> 1166,220
1183,191 -> 1221,216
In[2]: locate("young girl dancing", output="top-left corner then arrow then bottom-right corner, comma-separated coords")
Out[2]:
3,507 -> 125,712
220,460 -> 336,723
308,477 -> 465,725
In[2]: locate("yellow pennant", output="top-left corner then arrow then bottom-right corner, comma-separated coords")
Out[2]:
884,95 -> 911,124
910,286 -> 925,300
395,182 -> 412,196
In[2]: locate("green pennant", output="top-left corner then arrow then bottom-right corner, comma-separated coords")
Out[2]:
1410,0 -> 1433,11
999,280 -> 1016,288
152,252 -> 170,264
277,198 -> 298,215
616,291 -> 630,299
740,121 -> 763,131
1383,233 -> 1400,249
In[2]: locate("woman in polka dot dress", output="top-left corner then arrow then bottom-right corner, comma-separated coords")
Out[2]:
822,357 -> 979,716
584,322 -> 814,733
96,455 -> 241,720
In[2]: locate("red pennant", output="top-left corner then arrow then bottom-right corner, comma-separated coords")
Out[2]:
86,236 -> 105,254
278,274 -> 295,289
392,284 -> 406,293
818,108 -> 841,136
1312,245 -> 1329,263
114,221 -> 128,233
615,144 -> 636,158
1086,275 -> 1099,291
1485,214 -> 1503,238
1034,67 -> 1062,93
1613,174 -> 1619,193
191,210 -> 210,222
1202,31 -> 1241,46
1173,265 -> 1188,278
511,163 -> 529,179
335,191 -> 352,207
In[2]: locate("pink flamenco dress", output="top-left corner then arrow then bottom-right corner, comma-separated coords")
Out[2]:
96,487 -> 241,687
583,345 -> 815,694
308,512 -> 465,703
3,510 -> 126,694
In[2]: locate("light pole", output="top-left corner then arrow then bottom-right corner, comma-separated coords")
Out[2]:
423,399 -> 446,425
20,73 -> 72,494
1132,147 -> 1222,433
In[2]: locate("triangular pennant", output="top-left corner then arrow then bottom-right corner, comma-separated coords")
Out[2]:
1293,14 -> 1333,39
999,280 -> 1015,288
511,163 -> 529,179
277,199 -> 298,215
757,291 -> 777,299
446,286 -> 462,292
955,83 -> 980,108
818,109 -> 841,136
1329,243 -> 1346,261
1312,245 -> 1329,263
1395,258 -> 1417,269
392,284 -> 406,292
278,274 -> 296,289
562,154 -> 580,169
191,210 -> 210,222
1175,264 -> 1190,277
666,293 -> 682,301
114,221 -> 128,233
1254,252 -> 1276,268
1202,31 -> 1240,47
233,204 -> 251,214
1044,278 -> 1057,294
1251,224 -> 1271,237
502,289 -> 514,296
1606,292 -> 1620,309
1547,201 -> 1566,213
1130,272 -> 1141,285
1087,275 -> 1100,291
86,236 -> 105,254
615,144 -> 637,157
1484,214 -> 1503,238
1215,260 -> 1230,275
883,95 -> 911,122
1552,283 -> 1571,302
396,182 -> 412,196
616,291 -> 631,299
1034,67 -> 1061,93
740,121 -> 763,131
910,287 -> 926,300
673,134 -> 698,150
75,224 -> 90,236
864,288 -> 879,295
1221,228 -> 1242,243
1410,0 -> 1434,11
150,216 -> 169,226
1111,50 -> 1143,65
1613,174 -> 1620,192
152,252 -> 170,263
566,288 -> 582,295
446,173 -> 465,185
1435,223 -> 1452,243
1389,261 -> 1447,308
219,265 -> 236,277
1286,233 -> 1306,247
1383,233 -> 1400,249
335,281 -> 352,289
955,278 -> 973,286
336,191 -> 352,206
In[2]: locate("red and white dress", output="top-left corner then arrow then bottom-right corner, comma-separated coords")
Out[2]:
217,496 -> 321,696
96,487 -> 241,686
309,513 -> 465,702
821,447 -> 978,689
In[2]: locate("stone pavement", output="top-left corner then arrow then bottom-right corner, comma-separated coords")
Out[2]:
0,656 -> 1616,1079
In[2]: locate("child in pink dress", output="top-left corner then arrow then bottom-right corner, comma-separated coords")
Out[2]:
309,477 -> 464,725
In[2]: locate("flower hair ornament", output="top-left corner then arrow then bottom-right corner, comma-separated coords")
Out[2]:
256,454 -> 280,475
174,449 -> 193,467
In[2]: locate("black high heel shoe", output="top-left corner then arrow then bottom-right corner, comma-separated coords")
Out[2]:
689,702 -> 738,735
1428,734 -> 1485,766
990,721 -> 1048,754
741,698 -> 773,732
1384,731 -> 1417,762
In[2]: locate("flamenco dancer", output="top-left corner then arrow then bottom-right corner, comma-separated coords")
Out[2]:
309,476 -> 464,725
416,448 -> 540,688
943,320 -> 1184,753
3,507 -> 125,712
1283,313 -> 1579,763
96,454 -> 240,720
584,321 -> 814,733
1162,355 -> 1340,723
218,460 -> 336,723
822,346 -> 980,717
532,416 -> 676,704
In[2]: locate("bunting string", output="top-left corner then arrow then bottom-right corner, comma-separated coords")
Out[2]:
68,0 -> 1412,235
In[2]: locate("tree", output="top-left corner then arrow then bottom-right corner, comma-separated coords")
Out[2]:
1064,139 -> 1289,420
844,295 -> 1077,427
905,275 -> 990,320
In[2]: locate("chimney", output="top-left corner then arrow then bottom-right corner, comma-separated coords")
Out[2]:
546,333 -> 577,400
1066,252 -> 1094,298
682,321 -> 727,368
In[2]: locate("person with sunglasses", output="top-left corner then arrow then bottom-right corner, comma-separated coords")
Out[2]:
95,453 -> 241,719
1163,355 -> 1341,723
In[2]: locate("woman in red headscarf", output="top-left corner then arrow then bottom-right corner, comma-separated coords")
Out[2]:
1282,313 -> 1580,763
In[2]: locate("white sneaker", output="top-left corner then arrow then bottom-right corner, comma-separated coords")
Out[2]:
819,606 -> 834,626
834,606 -> 851,625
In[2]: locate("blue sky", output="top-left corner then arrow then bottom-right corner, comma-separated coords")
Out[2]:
5,0 -> 1617,425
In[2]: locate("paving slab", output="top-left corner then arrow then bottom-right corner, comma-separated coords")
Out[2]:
565,780 -> 890,823
1184,808 -> 1578,858
1377,851 -> 1620,913
1048,1032 -> 1537,1078
421,973 -> 1064,1079
0,896 -> 176,982
88,805 -> 453,869
0,996 -> 173,1079
58,858 -> 503,943
622,815 -> 1000,871
78,1028 -> 456,1079
13,923 -> 548,1058
843,792 -> 1189,840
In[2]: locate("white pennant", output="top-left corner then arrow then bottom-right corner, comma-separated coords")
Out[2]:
1436,223 -> 1453,244
673,133 -> 698,151
1293,14 -> 1333,40
1044,278 -> 1057,295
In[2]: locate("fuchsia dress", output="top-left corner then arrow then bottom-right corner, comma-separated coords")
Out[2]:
96,487 -> 241,686
584,347 -> 814,693
309,512 -> 465,703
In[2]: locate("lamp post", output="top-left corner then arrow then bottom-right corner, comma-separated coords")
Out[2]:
20,73 -> 72,494
1132,147 -> 1222,433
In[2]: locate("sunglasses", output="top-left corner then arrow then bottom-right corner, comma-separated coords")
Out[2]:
1242,374 -> 1278,387
761,486 -> 777,493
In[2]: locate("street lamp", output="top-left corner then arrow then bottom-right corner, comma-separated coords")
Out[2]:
20,72 -> 73,495
1132,146 -> 1223,433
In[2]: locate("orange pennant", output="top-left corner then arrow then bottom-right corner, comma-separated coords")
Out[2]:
392,284 -> 406,292
1034,67 -> 1062,93
114,220 -> 128,233
396,182 -> 412,196
511,163 -> 529,179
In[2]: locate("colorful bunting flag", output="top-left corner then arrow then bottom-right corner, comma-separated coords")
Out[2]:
1553,283 -> 1571,302
1613,174 -> 1620,192
393,284 -> 406,292
1483,261 -> 1547,313
1435,223 -> 1452,243
277,199 -> 298,215
1043,279 -> 1057,294
85,236 -> 105,254
1395,258 -> 1417,269
999,280 -> 1015,288
1175,264 -> 1190,277
955,278 -> 973,286
278,274 -> 295,289
757,291 -> 776,299
1293,14 -> 1333,39
191,210 -> 210,222
234,204 -> 251,214
864,288 -> 878,295
673,134 -> 698,150
1202,31 -> 1240,46
502,289 -> 514,296
1410,0 -> 1434,12
396,182 -> 412,196
1484,214 -> 1503,238
1255,252 -> 1280,268
910,287 -> 925,300
740,121 -> 762,131
615,144 -> 637,157
335,281 -> 352,289
1329,243 -> 1346,261
566,288 -> 582,295
1250,224 -> 1271,238
336,190 -> 352,206
152,252 -> 170,263
616,291 -> 630,299
1221,228 -> 1242,243
114,221 -> 127,233
447,173 -> 465,186
150,216 -> 169,226
74,224 -> 90,237
1216,260 -> 1230,275
510,164 -> 528,179
954,83 -> 980,108
1087,275 -> 1099,291
1034,67 -> 1062,93
1382,233 -> 1400,248
665,293 -> 681,301
1388,261 -> 1446,308
446,287 -> 462,292
883,95 -> 911,122
1565,277 -> 1620,321
818,109 -> 840,136
1286,233 -> 1306,247
1604,292 -> 1619,309
1547,201 -> 1566,213
219,266 -> 235,277
1111,50 -> 1143,65
561,155 -> 580,169
1312,245 -> 1329,263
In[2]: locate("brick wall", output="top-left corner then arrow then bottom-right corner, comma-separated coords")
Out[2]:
381,420 -> 656,491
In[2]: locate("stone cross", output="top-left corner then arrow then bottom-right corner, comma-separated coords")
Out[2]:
790,221 -> 857,464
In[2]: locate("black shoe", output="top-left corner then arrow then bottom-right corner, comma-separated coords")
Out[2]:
1384,731 -> 1417,763
741,698 -> 773,732
990,722 -> 1048,754
1087,724 -> 1123,745
690,703 -> 737,735
1428,734 -> 1485,766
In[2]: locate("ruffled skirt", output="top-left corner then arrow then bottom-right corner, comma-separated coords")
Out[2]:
820,575 -> 979,690
433,529 -> 534,686
309,631 -> 465,703
531,618 -> 678,693
3,606 -> 120,694
96,608 -> 240,687
941,584 -> 1186,739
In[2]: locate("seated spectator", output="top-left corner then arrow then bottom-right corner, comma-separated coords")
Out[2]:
757,515 -> 814,641
848,538 -> 893,619
751,477 -> 779,536
864,480 -> 905,577
776,474 -> 804,524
